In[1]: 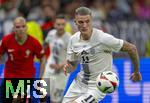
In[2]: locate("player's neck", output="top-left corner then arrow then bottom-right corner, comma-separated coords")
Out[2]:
15,34 -> 28,45
56,31 -> 64,37
80,29 -> 93,40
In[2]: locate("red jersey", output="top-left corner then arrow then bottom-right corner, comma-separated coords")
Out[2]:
0,33 -> 44,78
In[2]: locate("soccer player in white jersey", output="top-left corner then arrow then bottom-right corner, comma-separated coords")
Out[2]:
43,14 -> 71,103
62,7 -> 142,103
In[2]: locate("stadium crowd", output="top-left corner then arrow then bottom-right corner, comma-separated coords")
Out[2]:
0,0 -> 150,58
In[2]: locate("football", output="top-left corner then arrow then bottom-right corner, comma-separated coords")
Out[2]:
96,71 -> 119,94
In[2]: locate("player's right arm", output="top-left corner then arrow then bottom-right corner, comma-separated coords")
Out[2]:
101,32 -> 141,82
0,38 -> 7,61
63,60 -> 78,75
63,36 -> 78,75
120,41 -> 142,82
0,55 -> 2,61
43,32 -> 51,53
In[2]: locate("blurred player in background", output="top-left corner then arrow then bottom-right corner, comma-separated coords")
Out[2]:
43,14 -> 71,103
0,17 -> 46,103
63,7 -> 142,103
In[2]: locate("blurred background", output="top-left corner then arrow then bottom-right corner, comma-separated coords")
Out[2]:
0,0 -> 150,58
0,0 -> 150,103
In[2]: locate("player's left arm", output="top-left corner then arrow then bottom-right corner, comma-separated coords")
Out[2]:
120,41 -> 142,82
63,60 -> 78,76
39,55 -> 46,78
34,39 -> 47,78
0,39 -> 7,63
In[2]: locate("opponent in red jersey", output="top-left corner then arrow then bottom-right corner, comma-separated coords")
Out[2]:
0,16 -> 46,78
0,17 -> 46,102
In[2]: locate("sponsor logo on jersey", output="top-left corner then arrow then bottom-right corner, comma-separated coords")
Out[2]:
90,48 -> 95,54
104,50 -> 111,53
40,49 -> 44,54
8,49 -> 14,52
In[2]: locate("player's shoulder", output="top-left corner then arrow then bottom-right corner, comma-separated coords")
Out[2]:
70,31 -> 80,41
2,33 -> 15,41
28,35 -> 41,45
28,35 -> 36,40
63,32 -> 71,38
47,29 -> 57,36
93,28 -> 114,38
65,32 -> 71,36
93,28 -> 103,33
93,28 -> 106,36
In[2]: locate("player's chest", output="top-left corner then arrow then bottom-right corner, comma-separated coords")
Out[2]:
73,42 -> 102,55
50,38 -> 66,50
7,44 -> 34,58
72,42 -> 108,62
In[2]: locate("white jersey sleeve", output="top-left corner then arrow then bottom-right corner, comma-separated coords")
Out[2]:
100,31 -> 124,52
45,29 -> 56,43
67,35 -> 78,61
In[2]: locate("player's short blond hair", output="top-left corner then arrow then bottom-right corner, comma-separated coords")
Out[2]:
13,17 -> 26,25
75,7 -> 92,16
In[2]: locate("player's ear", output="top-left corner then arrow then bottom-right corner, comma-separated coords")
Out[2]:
54,22 -> 57,28
25,25 -> 28,31
74,19 -> 77,25
12,26 -> 15,30
12,26 -> 15,31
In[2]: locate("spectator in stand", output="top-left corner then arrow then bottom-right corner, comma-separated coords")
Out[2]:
41,5 -> 55,40
18,0 -> 44,45
138,0 -> 150,20
107,0 -> 125,22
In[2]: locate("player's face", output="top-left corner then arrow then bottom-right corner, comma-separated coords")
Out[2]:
75,15 -> 92,36
13,20 -> 27,39
55,18 -> 66,35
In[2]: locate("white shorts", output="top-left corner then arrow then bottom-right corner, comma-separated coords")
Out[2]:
62,78 -> 106,103
43,68 -> 69,102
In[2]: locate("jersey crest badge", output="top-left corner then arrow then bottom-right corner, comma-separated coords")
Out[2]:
25,49 -> 30,57
90,48 -> 95,54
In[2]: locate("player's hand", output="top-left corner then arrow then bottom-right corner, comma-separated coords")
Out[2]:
63,63 -> 72,76
12,95 -> 24,103
130,72 -> 142,82
63,63 -> 68,76
50,64 -> 60,70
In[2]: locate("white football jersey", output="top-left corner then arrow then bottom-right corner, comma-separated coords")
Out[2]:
45,29 -> 71,73
67,28 -> 123,85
